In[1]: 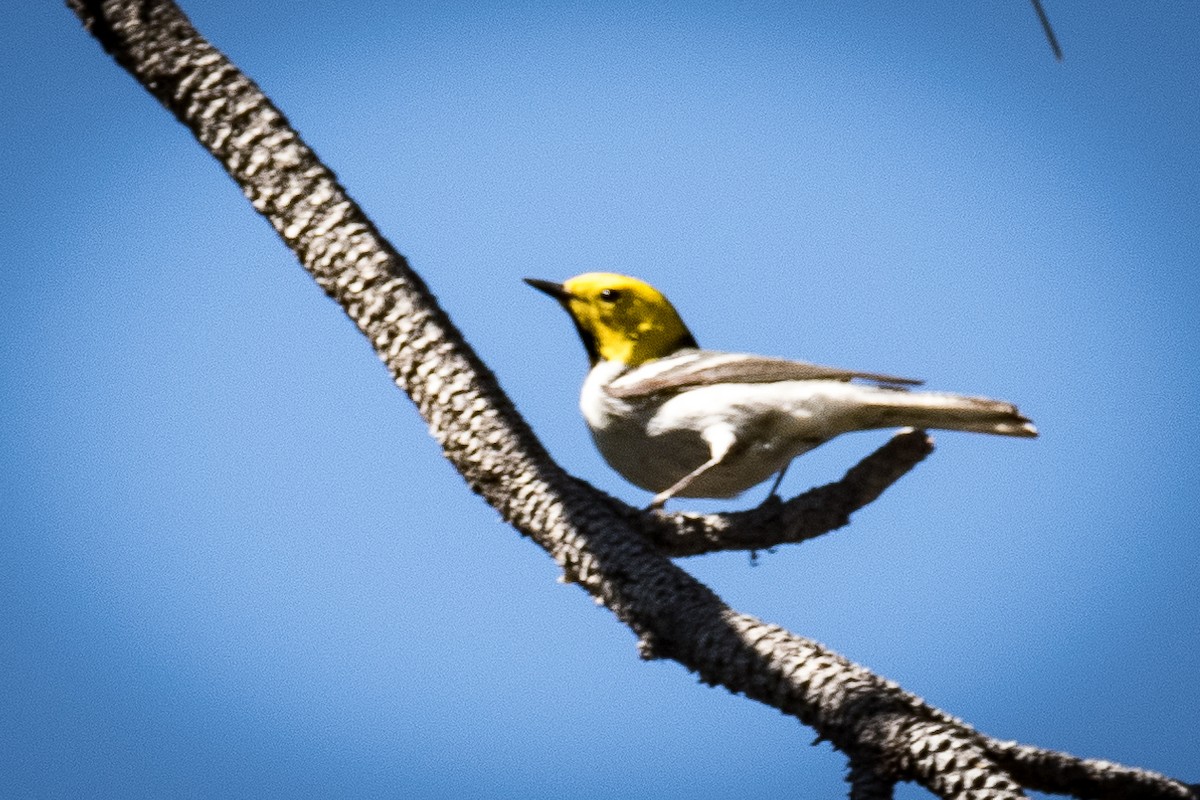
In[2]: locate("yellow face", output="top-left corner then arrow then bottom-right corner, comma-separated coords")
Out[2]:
530,273 -> 697,366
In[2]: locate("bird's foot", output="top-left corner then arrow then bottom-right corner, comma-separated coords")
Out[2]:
646,492 -> 670,511
758,492 -> 784,510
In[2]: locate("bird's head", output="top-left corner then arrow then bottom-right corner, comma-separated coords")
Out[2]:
525,273 -> 698,367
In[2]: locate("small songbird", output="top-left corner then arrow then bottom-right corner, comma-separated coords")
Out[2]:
526,273 -> 1036,509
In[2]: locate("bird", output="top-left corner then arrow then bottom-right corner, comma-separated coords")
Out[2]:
525,272 -> 1036,509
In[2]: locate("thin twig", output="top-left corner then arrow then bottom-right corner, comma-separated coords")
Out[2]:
1030,0 -> 1064,61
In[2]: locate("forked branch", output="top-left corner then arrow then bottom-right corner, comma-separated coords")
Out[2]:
641,428 -> 933,557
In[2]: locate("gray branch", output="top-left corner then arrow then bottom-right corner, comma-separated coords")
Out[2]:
644,428 -> 933,557
847,761 -> 896,800
987,739 -> 1198,800
66,2 -> 1196,798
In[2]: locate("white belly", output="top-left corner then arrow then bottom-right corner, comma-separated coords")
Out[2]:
579,364 -> 849,498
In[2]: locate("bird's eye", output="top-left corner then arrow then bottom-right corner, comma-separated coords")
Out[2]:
599,288 -> 622,302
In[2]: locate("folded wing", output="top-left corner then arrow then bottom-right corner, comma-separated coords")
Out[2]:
605,349 -> 923,399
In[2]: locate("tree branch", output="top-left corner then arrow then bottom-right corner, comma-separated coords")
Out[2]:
66,2 -> 1195,798
987,739 -> 1198,800
847,761 -> 896,800
646,429 -> 933,557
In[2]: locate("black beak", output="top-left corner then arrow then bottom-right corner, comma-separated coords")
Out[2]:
523,277 -> 572,303
524,277 -> 599,364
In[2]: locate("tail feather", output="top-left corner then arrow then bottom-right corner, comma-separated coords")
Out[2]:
860,388 -> 1038,438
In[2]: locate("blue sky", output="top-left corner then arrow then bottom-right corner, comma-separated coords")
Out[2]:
2,2 -> 1197,797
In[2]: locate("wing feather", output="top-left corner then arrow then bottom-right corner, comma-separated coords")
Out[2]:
605,349 -> 922,399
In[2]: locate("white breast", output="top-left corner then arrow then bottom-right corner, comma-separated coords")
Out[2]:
578,362 -> 843,498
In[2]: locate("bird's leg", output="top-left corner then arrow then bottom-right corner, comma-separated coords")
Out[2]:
648,458 -> 720,510
648,426 -> 736,510
765,461 -> 791,500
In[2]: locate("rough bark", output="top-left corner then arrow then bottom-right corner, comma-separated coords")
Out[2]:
66,2 -> 1196,798
644,428 -> 933,557
847,761 -> 896,800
